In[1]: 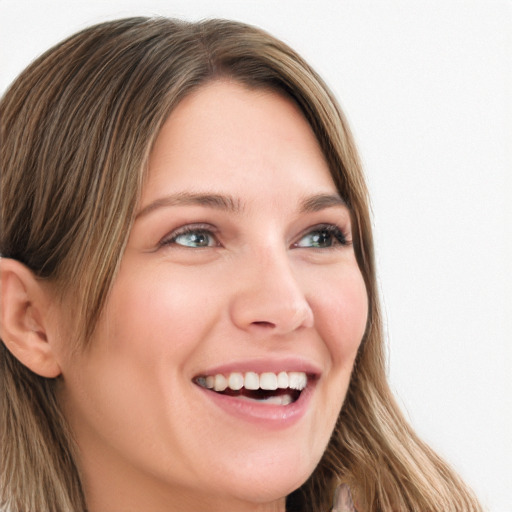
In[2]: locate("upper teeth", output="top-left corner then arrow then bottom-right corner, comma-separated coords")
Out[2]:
197,371 -> 307,392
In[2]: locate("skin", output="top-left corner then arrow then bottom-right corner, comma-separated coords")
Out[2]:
53,81 -> 368,512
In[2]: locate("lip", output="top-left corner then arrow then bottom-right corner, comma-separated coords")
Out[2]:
196,379 -> 316,429
193,357 -> 321,429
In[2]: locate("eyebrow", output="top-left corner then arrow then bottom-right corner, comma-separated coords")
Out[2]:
136,192 -> 243,219
299,193 -> 348,213
135,191 -> 347,220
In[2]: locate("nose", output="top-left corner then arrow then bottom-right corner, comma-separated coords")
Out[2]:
229,248 -> 314,335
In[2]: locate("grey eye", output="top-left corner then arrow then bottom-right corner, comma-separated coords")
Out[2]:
295,226 -> 346,248
173,230 -> 216,248
297,230 -> 333,248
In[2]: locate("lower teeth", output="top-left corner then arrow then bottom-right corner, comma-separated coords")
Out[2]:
237,393 -> 294,405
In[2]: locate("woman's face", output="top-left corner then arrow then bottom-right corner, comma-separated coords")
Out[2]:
57,81 -> 368,512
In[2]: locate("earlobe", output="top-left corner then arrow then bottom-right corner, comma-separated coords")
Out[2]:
0,258 -> 62,378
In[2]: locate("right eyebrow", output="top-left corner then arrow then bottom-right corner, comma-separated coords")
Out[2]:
135,192 -> 244,220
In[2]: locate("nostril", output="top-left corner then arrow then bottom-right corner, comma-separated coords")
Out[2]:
252,321 -> 276,328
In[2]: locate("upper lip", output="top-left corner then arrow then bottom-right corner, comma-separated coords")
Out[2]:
193,357 -> 323,378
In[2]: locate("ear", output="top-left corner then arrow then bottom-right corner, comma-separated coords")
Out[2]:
0,258 -> 62,378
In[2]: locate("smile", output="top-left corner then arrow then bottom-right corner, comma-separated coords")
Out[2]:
195,371 -> 308,406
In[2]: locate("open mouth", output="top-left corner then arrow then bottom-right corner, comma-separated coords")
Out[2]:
195,371 -> 309,405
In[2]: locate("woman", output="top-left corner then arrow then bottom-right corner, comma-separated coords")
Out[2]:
0,17 -> 483,512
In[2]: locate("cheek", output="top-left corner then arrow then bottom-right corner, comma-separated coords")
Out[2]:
312,268 -> 368,367
106,267 -> 222,363
304,267 -> 368,458
61,268 -> 225,454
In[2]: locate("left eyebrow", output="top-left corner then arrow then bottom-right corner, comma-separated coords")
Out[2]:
299,193 -> 348,213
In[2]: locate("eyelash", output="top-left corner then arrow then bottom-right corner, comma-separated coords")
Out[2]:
159,223 -> 350,249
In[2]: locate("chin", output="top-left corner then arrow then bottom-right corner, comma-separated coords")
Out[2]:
224,470 -> 311,505
204,441 -> 322,505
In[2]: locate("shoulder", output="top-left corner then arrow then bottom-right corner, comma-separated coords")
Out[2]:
332,483 -> 358,512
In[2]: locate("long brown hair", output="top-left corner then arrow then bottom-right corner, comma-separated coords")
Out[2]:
0,17 -> 482,512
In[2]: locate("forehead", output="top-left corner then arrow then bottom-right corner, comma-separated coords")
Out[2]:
142,80 -> 337,209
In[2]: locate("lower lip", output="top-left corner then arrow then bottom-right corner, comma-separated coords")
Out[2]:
196,383 -> 315,429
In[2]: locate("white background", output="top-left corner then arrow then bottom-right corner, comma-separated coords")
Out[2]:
1,1 -> 510,510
